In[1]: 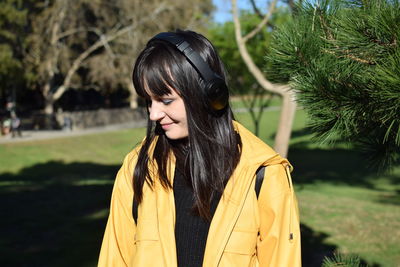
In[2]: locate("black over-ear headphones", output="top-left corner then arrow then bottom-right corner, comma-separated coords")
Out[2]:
149,32 -> 229,112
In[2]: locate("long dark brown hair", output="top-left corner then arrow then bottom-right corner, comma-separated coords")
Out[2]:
132,30 -> 242,219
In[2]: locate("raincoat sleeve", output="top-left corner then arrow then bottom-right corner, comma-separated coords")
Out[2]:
98,152 -> 137,267
256,163 -> 301,267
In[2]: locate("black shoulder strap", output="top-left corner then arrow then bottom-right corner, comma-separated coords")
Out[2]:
132,166 -> 267,223
255,166 -> 266,198
133,196 -> 138,224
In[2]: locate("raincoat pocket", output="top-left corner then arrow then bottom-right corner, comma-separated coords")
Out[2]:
224,228 -> 258,255
132,219 -> 163,266
135,219 -> 159,242
219,228 -> 258,267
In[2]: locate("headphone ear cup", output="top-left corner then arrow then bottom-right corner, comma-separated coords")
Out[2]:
205,77 -> 229,111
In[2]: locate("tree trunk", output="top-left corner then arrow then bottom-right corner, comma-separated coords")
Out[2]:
274,91 -> 297,157
127,78 -> 138,109
43,79 -> 54,115
44,98 -> 54,115
44,91 -> 56,129
231,0 -> 296,158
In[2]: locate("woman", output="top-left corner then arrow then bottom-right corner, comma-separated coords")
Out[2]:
98,30 -> 301,267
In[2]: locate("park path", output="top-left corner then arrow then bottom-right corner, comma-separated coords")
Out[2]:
0,106 -> 281,144
0,121 -> 146,144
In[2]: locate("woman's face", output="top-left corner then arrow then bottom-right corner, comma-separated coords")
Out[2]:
147,88 -> 188,140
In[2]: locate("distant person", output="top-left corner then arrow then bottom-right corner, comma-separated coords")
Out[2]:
63,116 -> 72,131
11,114 -> 21,138
56,108 -> 73,131
98,30 -> 301,266
2,118 -> 11,136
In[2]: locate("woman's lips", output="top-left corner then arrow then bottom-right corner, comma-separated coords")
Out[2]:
161,122 -> 173,130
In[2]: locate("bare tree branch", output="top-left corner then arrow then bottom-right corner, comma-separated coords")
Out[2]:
53,3 -> 170,100
231,0 -> 297,157
43,0 -> 67,111
243,0 -> 278,42
100,34 -> 116,59
57,27 -> 97,40
232,0 -> 285,95
287,0 -> 295,11
57,27 -> 116,58
249,0 -> 265,19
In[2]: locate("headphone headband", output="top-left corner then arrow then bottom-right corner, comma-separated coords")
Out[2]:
150,32 -> 216,83
149,32 -> 229,112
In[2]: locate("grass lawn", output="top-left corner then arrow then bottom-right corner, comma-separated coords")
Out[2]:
0,108 -> 399,266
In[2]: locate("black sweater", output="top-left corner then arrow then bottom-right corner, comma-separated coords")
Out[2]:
173,168 -> 221,267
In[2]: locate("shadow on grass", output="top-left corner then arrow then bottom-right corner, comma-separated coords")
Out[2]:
289,140 -> 400,208
289,146 -> 377,187
287,129 -> 399,191
301,223 -> 336,266
286,129 -> 394,266
0,158 -> 389,266
0,161 -> 119,267
377,188 -> 400,205
301,223 -> 381,267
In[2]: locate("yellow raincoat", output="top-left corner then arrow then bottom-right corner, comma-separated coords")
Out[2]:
98,122 -> 301,266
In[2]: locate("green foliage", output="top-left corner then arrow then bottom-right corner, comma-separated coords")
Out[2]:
0,45 -> 21,76
207,10 -> 291,136
208,9 -> 291,95
0,0 -> 27,42
208,14 -> 262,95
0,0 -> 28,94
266,0 -> 400,171
322,252 -> 363,267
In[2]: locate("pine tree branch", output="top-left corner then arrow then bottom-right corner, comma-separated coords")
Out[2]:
319,11 -> 334,40
323,49 -> 375,65
315,5 -> 374,65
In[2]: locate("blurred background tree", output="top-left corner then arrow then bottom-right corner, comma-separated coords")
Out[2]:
266,0 -> 400,171
0,0 -> 213,117
208,0 -> 298,157
24,0 -> 213,114
231,0 -> 299,157
0,0 -> 30,109
208,8 -> 291,136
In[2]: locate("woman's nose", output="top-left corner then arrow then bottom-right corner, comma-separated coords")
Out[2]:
149,102 -> 165,121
